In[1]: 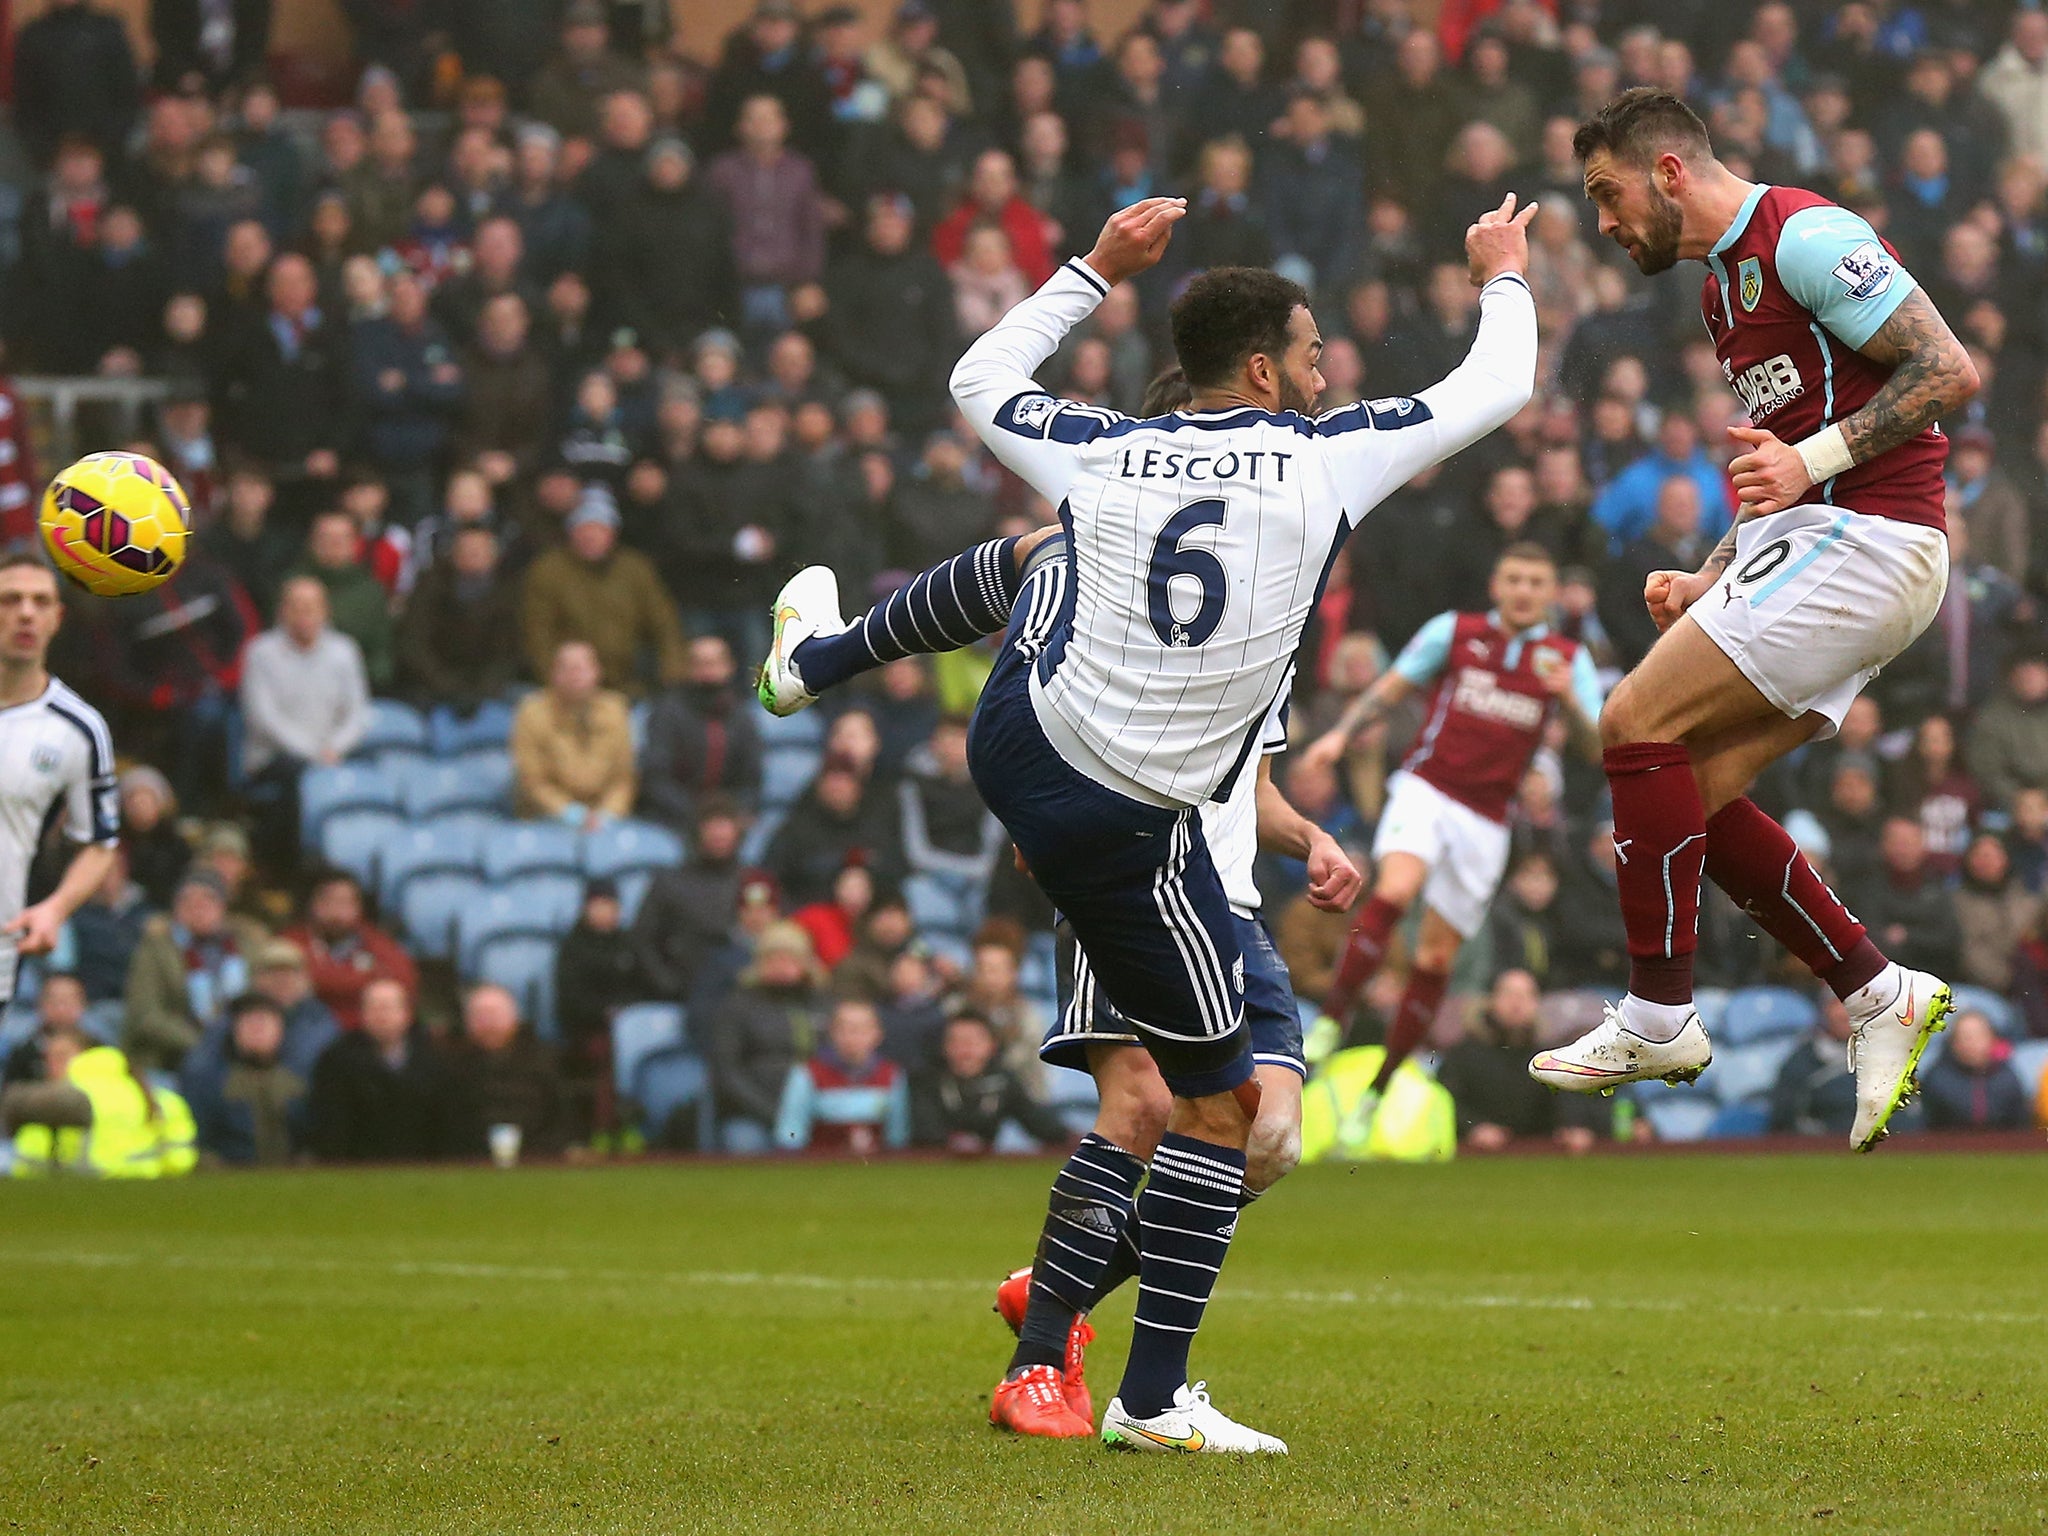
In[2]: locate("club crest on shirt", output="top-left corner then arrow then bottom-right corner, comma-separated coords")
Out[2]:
1831,241 -> 1895,302
1737,256 -> 1763,313
30,744 -> 59,775
1005,394 -> 1059,433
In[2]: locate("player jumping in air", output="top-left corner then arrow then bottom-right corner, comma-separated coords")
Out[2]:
0,554 -> 120,1004
763,196 -> 1536,1451
1298,542 -> 1604,1126
1529,90 -> 1978,1150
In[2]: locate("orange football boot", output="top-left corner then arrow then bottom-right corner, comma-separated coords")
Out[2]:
989,1364 -> 1094,1438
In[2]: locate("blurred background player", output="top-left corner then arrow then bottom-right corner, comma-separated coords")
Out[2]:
762,197 -> 1536,1452
1532,91 -> 1980,1151
0,554 -> 120,1011
1299,543 -> 1604,1134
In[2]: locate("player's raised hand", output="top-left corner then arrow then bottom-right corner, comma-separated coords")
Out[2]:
1305,835 -> 1363,913
1644,568 -> 1712,632
1301,728 -> 1349,773
1083,197 -> 1187,287
1727,424 -> 1813,515
1465,192 -> 1537,287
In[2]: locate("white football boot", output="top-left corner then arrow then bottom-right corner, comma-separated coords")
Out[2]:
1101,1383 -> 1287,1455
1847,967 -> 1953,1152
756,565 -> 847,718
1528,1003 -> 1712,1093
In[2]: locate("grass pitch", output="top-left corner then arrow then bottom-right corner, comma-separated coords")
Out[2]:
3,1152 -> 2045,1535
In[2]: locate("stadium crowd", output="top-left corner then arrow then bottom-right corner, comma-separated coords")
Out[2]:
6,0 -> 2048,1171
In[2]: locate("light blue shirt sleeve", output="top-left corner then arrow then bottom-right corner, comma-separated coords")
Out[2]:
1774,205 -> 1918,350
773,1065 -> 815,1150
1569,646 -> 1606,723
1391,611 -> 1457,688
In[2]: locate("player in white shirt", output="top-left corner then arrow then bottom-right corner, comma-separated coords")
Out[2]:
761,197 -> 1536,1450
0,555 -> 121,1005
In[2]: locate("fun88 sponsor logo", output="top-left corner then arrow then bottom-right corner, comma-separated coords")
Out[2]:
1724,353 -> 1805,420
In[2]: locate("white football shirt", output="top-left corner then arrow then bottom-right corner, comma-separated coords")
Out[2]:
0,678 -> 118,998
953,257 -> 1537,808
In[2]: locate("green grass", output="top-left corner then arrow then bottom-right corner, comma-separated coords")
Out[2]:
3,1153 -> 2046,1535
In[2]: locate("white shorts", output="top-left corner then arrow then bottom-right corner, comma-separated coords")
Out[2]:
1370,771 -> 1512,939
1690,503 -> 1948,740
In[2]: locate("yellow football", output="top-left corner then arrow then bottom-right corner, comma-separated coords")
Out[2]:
39,451 -> 191,597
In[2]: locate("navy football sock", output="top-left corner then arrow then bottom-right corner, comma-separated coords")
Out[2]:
1008,1133 -> 1145,1374
792,537 -> 1024,693
1118,1133 -> 1247,1418
1088,1183 -> 1259,1309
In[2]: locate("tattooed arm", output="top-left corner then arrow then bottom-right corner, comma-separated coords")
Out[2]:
1725,290 -> 1981,518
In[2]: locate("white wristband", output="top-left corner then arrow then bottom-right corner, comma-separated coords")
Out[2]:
1793,423 -> 1854,484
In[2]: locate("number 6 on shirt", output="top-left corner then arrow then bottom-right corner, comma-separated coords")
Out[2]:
1147,498 -> 1229,649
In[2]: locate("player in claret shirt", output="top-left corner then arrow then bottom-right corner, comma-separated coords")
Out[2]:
1299,542 -> 1603,1125
1532,89 -> 1980,1151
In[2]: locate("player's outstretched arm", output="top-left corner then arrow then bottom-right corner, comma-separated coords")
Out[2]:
947,198 -> 1185,504
1727,290 -> 1980,517
1253,757 -> 1362,913
1302,670 -> 1417,771
6,841 -> 116,955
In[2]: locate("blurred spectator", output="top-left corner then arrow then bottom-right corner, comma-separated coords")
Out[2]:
349,270 -> 463,515
1436,970 -> 1611,1153
2006,788 -> 2048,895
398,524 -> 522,727
240,575 -> 372,871
1,973 -> 90,1087
289,511 -> 395,691
1849,817 -> 1963,982
4,1028 -> 195,1178
1590,414 -> 1734,556
553,878 -> 639,1142
527,3 -> 643,140
1487,852 -> 1562,991
181,992 -> 310,1166
521,485 -> 687,695
604,136 -> 735,356
832,891 -> 916,1003
64,844 -> 150,1002
933,148 -> 1054,286
1888,714 -> 1980,878
705,94 -> 826,334
1980,11 -> 2048,163
949,223 -> 1031,337
307,976 -> 450,1160
890,433 -> 992,572
1954,834 -> 2039,996
638,635 -> 762,830
911,1011 -> 1068,1152
774,996 -> 909,1153
708,918 -> 824,1154
1918,1010 -> 2031,1132
1967,653 -> 2048,809
245,939 -> 343,1076
953,923 -> 1044,1086
117,765 -> 190,909
1261,92 -> 1363,296
444,983 -> 568,1159
793,862 -> 874,972
898,715 -> 1000,883
123,868 -> 268,1074
454,294 -> 553,485
701,0 -> 832,156
632,798 -> 745,1004
821,193 -> 958,432
1946,427 -> 2028,588
12,0 -> 141,167
512,639 -> 636,830
766,756 -> 903,908
216,253 -> 347,497
198,462 -> 295,620
877,940 -> 949,1069
1599,477 -> 1713,669
283,870 -> 418,1033
502,126 -> 592,289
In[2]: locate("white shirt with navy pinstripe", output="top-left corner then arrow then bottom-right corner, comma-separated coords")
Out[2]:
0,679 -> 117,997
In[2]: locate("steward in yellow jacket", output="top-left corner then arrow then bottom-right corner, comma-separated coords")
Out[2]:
5,1032 -> 197,1178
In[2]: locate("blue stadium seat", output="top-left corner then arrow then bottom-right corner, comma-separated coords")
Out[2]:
479,821 -> 584,882
612,1002 -> 687,1098
1708,1037 -> 1799,1105
904,873 -> 971,937
454,875 -> 582,969
633,1045 -> 709,1145
1631,1075 -> 1716,1106
583,819 -> 685,881
428,700 -> 516,756
1706,1100 -> 1771,1138
1949,985 -> 2020,1038
1692,987 -> 1731,1038
2007,1039 -> 2048,1100
299,762 -> 402,844
628,701 -> 649,757
762,747 -> 820,809
404,751 -> 514,819
474,934 -> 560,1038
376,815 -> 492,908
318,808 -> 403,889
740,808 -> 784,866
758,707 -> 825,749
400,871 -> 485,961
354,699 -> 427,758
1022,932 -> 1057,995
925,933 -> 972,973
616,870 -> 653,924
1644,1097 -> 1718,1143
1720,986 -> 1817,1044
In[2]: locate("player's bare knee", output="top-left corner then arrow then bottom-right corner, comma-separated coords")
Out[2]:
1092,1060 -> 1170,1159
1013,525 -> 1060,564
1246,1115 -> 1301,1192
1169,1087 -> 1255,1148
1598,682 -> 1644,748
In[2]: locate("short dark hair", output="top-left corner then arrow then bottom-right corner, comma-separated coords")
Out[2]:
227,992 -> 285,1026
1572,87 -> 1712,168
1169,267 -> 1308,391
1140,364 -> 1192,416
1496,540 -> 1557,570
0,551 -> 56,586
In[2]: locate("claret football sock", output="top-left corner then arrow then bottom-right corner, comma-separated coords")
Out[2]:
1008,1133 -> 1144,1375
1370,967 -> 1448,1093
1604,742 -> 1707,1010
1323,895 -> 1403,1028
1117,1133 -> 1247,1419
1704,797 -> 1888,999
792,537 -> 1025,693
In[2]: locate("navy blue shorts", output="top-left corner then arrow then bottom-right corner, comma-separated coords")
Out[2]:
1042,914 -> 1305,1081
967,639 -> 1252,1099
